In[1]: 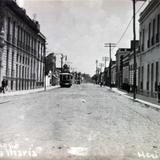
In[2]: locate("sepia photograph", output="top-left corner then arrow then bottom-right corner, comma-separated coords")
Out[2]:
0,0 -> 160,159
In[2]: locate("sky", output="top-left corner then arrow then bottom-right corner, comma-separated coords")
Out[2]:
17,0 -> 148,76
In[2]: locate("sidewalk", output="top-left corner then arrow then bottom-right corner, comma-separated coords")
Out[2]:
0,85 -> 60,97
110,87 -> 160,110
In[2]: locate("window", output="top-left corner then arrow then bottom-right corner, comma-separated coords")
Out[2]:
17,25 -> 20,45
6,48 -> 9,76
156,14 -> 160,43
16,64 -> 18,90
12,21 -> 16,43
19,27 -> 22,47
147,64 -> 150,90
23,56 -> 25,64
16,53 -> 19,62
141,66 -> 144,90
21,28 -> 23,43
19,65 -> 21,78
16,64 -> 18,78
22,66 -> 24,79
11,52 -> 14,77
141,29 -> 145,51
152,19 -> 155,45
148,23 -> 151,48
7,17 -> 11,41
155,62 -> 159,91
11,81 -> 13,90
20,55 -> 22,63
151,63 -> 154,92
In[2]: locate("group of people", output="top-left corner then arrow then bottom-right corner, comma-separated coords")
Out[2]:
1,79 -> 8,93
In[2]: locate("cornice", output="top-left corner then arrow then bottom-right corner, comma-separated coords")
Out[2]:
139,0 -> 160,23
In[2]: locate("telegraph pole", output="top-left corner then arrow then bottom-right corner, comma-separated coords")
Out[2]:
132,0 -> 147,99
44,41 -> 47,91
133,0 -> 136,99
96,60 -> 98,74
61,54 -> 64,71
104,43 -> 116,88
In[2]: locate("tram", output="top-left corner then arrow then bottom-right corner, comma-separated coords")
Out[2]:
59,72 -> 72,87
59,64 -> 72,87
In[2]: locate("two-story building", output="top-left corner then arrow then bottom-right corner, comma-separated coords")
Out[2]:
139,0 -> 160,97
0,0 -> 46,91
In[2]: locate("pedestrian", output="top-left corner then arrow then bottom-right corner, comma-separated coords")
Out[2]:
2,79 -> 6,93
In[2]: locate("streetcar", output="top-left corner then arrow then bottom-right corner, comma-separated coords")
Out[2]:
59,72 -> 72,87
59,64 -> 72,87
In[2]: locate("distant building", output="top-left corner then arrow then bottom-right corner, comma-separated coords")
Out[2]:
139,0 -> 160,97
45,53 -> 56,75
103,67 -> 109,86
0,0 -> 46,91
45,53 -> 58,86
111,61 -> 116,86
115,48 -> 131,88
129,41 -> 139,91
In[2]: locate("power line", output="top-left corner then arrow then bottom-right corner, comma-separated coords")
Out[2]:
112,1 -> 147,51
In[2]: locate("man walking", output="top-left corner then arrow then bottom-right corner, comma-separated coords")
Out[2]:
1,79 -> 7,94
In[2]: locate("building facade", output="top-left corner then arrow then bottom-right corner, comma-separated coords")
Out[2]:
111,62 -> 116,86
139,0 -> 160,97
115,48 -> 131,88
0,0 -> 46,91
45,53 -> 58,86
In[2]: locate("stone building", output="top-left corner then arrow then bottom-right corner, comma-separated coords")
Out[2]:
139,0 -> 160,97
0,0 -> 46,91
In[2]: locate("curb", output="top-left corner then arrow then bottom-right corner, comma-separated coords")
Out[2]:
0,85 -> 60,97
108,87 -> 160,110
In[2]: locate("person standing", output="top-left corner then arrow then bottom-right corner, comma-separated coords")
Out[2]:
2,79 -> 6,93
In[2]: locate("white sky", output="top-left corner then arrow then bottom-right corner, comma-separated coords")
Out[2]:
20,0 -> 148,76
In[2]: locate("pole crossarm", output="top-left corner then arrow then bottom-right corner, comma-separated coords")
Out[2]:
104,43 -> 116,47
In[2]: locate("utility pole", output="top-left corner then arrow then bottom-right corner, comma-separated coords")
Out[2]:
61,54 -> 64,71
104,43 -> 116,88
133,0 -> 136,99
44,41 -> 47,91
132,0 -> 147,99
96,60 -> 98,74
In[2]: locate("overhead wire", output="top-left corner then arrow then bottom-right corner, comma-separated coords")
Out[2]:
111,1 -> 147,52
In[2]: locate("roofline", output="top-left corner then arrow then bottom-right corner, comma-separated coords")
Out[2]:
139,0 -> 160,23
2,0 -> 41,33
